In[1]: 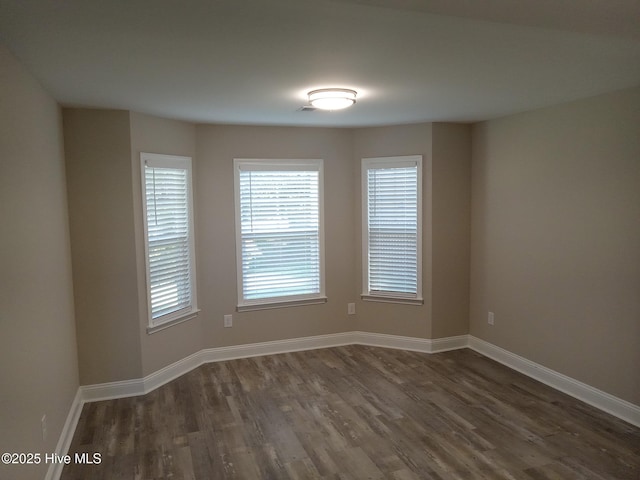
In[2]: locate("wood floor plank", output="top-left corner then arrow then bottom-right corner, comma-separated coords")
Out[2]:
61,346 -> 640,479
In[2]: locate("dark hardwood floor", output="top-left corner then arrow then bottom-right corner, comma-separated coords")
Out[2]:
61,346 -> 640,479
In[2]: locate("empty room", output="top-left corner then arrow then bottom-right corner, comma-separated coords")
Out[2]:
1,1 -> 639,479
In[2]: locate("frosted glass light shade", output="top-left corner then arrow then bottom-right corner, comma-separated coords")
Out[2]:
308,88 -> 357,110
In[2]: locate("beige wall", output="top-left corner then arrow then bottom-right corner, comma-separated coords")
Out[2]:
63,109 -> 142,384
129,112 -> 204,376
431,123 -> 471,338
62,116 -> 472,385
3,44 -> 637,465
352,123 -> 434,338
64,110 -> 204,382
63,119 -> 359,383
195,125 -> 357,347
470,86 -> 640,404
58,93 -> 639,413
352,123 -> 472,339
0,46 -> 79,480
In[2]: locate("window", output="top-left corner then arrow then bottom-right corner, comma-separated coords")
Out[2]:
234,159 -> 326,311
362,155 -> 423,304
141,153 -> 198,331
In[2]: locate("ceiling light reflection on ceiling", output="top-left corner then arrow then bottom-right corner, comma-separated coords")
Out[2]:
308,88 -> 357,110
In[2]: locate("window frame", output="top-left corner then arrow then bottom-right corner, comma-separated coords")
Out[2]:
361,155 -> 423,305
233,158 -> 327,312
140,152 -> 199,333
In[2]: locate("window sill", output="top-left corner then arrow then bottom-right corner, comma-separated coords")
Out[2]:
147,309 -> 200,335
361,294 -> 424,306
237,296 -> 327,312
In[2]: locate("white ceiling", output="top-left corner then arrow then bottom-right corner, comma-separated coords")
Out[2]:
1,0 -> 639,127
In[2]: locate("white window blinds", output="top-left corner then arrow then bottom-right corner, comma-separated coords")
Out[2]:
234,160 -> 325,308
363,156 -> 422,302
142,153 -> 197,326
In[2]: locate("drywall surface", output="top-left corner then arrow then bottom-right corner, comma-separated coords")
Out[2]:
470,86 -> 640,404
353,123 -> 434,338
129,111 -> 204,377
63,108 -> 142,384
431,123 -> 472,338
195,125 -> 357,348
0,45 -> 79,480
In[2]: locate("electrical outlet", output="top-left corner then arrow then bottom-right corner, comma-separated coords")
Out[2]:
224,314 -> 233,328
41,414 -> 47,441
488,311 -> 495,326
348,303 -> 356,315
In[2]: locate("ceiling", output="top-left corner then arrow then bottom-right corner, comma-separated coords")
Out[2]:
1,0 -> 639,127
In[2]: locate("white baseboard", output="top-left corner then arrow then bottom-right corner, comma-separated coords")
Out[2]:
78,331 -> 464,403
49,332 -> 638,480
45,389 -> 83,480
75,332 -> 639,430
141,332 -> 357,397
354,331 -> 432,352
79,332 -> 359,403
354,331 -> 469,353
201,331 -> 357,363
81,377 -> 145,402
143,349 -> 205,397
468,335 -> 640,428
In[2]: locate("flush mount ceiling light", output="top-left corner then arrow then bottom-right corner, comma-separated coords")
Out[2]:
308,88 -> 357,110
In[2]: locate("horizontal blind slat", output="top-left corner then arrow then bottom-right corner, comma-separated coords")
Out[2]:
366,164 -> 418,295
144,164 -> 193,319
238,167 -> 321,301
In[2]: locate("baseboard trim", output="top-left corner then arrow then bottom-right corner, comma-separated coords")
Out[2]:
143,349 -> 205,397
45,389 -> 83,480
79,332 -> 359,403
468,336 -> 640,428
430,334 -> 470,353
354,331 -> 432,352
81,377 -> 145,402
201,331 -> 357,363
353,331 -> 469,353
50,332 -> 638,480
76,332 -> 640,430
78,331 -> 466,403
